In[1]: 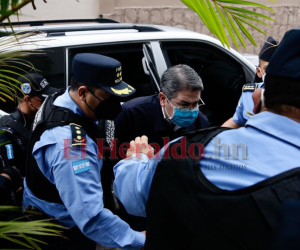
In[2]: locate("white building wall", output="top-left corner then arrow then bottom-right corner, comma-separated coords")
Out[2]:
9,0 -> 300,22
10,0 -> 99,22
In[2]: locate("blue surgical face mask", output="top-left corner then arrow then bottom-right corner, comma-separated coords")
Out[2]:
165,97 -> 200,127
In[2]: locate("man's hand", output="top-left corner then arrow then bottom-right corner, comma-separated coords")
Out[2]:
126,136 -> 154,159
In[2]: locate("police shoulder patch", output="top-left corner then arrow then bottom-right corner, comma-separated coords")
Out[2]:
5,144 -> 14,160
72,158 -> 90,174
245,111 -> 254,117
70,123 -> 86,150
242,83 -> 258,93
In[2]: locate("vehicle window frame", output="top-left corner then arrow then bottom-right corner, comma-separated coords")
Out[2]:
65,41 -> 163,98
159,39 -> 255,125
160,39 -> 255,84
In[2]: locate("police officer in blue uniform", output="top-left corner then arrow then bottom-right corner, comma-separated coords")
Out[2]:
23,54 -> 145,250
222,36 -> 279,128
113,28 -> 300,250
0,73 -> 59,205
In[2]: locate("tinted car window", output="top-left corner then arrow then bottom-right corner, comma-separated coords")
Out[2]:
0,47 -> 64,113
161,42 -> 246,125
23,47 -> 65,89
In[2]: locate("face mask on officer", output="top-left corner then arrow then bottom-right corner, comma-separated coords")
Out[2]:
164,95 -> 202,127
85,88 -> 122,120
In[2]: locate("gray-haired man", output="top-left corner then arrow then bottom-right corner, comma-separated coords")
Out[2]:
115,64 -> 209,156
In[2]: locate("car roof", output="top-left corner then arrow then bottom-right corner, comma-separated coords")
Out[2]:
1,22 -> 255,70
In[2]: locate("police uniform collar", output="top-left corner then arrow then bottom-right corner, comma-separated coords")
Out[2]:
245,111 -> 300,148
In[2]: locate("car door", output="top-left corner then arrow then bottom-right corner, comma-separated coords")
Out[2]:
142,43 -> 161,94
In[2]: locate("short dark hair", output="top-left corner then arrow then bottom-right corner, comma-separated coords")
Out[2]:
70,78 -> 96,92
264,74 -> 300,110
160,64 -> 204,99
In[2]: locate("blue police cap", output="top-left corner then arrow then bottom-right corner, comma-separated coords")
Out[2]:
72,53 -> 136,97
266,28 -> 300,80
259,36 -> 279,62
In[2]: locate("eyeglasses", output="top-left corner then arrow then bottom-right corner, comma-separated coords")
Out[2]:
165,95 -> 205,111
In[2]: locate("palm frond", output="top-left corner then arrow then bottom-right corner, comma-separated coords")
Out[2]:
181,0 -> 276,49
0,206 -> 66,249
0,30 -> 46,102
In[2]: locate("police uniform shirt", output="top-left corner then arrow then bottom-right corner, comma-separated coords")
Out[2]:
113,111 -> 300,217
22,89 -> 145,249
233,82 -> 264,125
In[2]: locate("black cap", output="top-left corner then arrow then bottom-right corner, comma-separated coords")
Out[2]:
259,36 -> 280,62
266,28 -> 300,80
17,73 -> 60,98
72,53 -> 136,97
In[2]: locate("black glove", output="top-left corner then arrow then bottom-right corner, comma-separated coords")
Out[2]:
0,166 -> 23,192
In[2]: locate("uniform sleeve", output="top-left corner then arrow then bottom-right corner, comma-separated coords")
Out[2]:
232,95 -> 247,125
113,154 -> 157,217
43,140 -> 145,249
113,139 -> 176,218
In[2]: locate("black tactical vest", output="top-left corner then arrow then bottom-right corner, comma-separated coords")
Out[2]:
26,92 -> 103,204
0,110 -> 31,176
145,127 -> 300,250
0,111 -> 30,143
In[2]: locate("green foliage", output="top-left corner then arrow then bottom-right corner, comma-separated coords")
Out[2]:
181,0 -> 276,49
0,2 -> 67,250
0,206 -> 66,249
0,30 -> 45,103
0,1 -> 35,22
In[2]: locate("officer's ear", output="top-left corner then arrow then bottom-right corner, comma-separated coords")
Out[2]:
78,86 -> 88,101
256,67 -> 262,79
23,95 -> 30,103
159,92 -> 167,107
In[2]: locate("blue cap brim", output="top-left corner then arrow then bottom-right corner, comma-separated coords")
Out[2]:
101,81 -> 136,97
